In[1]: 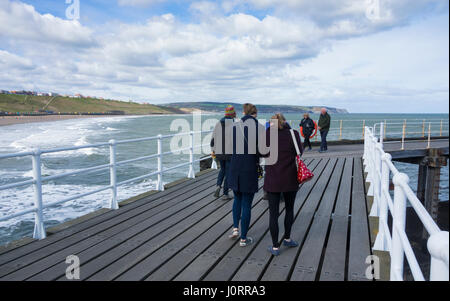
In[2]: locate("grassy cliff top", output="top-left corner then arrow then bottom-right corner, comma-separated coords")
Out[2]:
0,94 -> 181,115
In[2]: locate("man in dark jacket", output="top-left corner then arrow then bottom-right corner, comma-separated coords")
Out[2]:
211,105 -> 236,200
299,113 -> 315,151
318,108 -> 331,153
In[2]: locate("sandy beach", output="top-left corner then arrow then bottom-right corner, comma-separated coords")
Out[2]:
0,115 -> 125,127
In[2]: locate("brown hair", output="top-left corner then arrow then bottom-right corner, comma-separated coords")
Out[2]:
243,103 -> 257,116
271,113 -> 287,130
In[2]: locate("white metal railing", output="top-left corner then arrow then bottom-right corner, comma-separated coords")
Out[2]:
287,119 -> 448,141
363,124 -> 449,281
0,130 -> 216,240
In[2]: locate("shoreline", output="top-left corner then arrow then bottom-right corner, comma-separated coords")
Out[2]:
0,114 -> 183,127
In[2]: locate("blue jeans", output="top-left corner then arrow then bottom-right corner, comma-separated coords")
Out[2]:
320,130 -> 328,151
217,160 -> 230,195
232,191 -> 254,240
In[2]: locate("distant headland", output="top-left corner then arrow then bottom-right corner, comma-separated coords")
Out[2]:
162,102 -> 349,114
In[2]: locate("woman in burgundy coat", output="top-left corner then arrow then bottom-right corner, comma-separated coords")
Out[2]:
264,113 -> 303,256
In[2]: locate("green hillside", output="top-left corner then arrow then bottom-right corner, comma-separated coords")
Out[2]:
0,94 -> 181,115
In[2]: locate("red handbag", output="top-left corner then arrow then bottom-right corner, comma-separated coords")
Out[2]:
290,130 -> 314,184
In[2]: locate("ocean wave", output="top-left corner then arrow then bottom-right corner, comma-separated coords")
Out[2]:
0,179 -> 159,230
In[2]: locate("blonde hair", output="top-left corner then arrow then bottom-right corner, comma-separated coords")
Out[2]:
243,103 -> 257,116
271,113 -> 287,130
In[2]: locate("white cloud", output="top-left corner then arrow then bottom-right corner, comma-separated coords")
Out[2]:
0,0 -> 448,112
0,50 -> 34,70
0,1 -> 94,47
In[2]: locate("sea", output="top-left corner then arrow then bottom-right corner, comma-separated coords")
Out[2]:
0,113 -> 448,246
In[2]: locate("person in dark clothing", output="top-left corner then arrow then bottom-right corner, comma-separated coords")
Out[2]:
299,113 -> 315,151
318,108 -> 331,153
264,113 -> 303,256
211,105 -> 236,200
228,103 -> 266,247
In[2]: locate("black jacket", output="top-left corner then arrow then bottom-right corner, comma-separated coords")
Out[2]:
211,117 -> 234,161
300,117 -> 315,137
228,115 -> 265,193
318,113 -> 331,131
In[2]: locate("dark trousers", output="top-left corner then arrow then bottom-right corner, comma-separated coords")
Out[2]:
232,191 -> 255,240
303,135 -> 312,150
267,191 -> 297,248
320,130 -> 328,151
217,159 -> 230,195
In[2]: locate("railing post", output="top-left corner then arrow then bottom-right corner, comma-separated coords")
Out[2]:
373,153 -> 391,251
391,173 -> 409,280
384,120 -> 387,138
369,136 -> 379,215
440,120 -> 443,137
157,134 -> 164,191
109,140 -> 118,210
422,120 -> 425,138
427,122 -> 431,149
401,122 -> 406,150
363,127 -> 367,163
31,148 -> 46,240
427,231 -> 449,281
339,120 -> 343,140
380,122 -> 384,147
362,120 -> 365,139
188,131 -> 195,179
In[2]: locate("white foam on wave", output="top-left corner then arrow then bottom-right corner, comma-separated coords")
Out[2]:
0,178 -> 159,229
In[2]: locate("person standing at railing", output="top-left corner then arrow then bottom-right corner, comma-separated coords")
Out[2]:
318,108 -> 331,153
264,113 -> 302,256
211,105 -> 236,200
228,103 -> 266,247
299,113 -> 314,151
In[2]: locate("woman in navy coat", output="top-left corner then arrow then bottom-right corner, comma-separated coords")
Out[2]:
228,103 -> 266,247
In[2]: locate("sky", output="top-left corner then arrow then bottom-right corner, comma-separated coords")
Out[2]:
0,0 -> 448,113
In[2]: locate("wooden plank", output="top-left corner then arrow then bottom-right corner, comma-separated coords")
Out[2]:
231,159 -> 330,281
88,176 -> 267,281
331,157 -> 353,217
117,189 -> 266,281
0,175 -> 219,279
21,184 -> 227,281
348,157 -> 371,281
143,188 -> 266,281
350,157 -> 368,223
187,160 -> 320,281
319,216 -> 349,281
187,197 -> 283,281
86,194 -> 237,281
314,158 -> 345,218
0,170 -> 218,266
317,158 -> 353,281
171,197 -> 269,281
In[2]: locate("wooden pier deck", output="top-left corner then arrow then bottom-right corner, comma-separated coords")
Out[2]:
0,156 -> 372,281
0,138 -> 447,281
